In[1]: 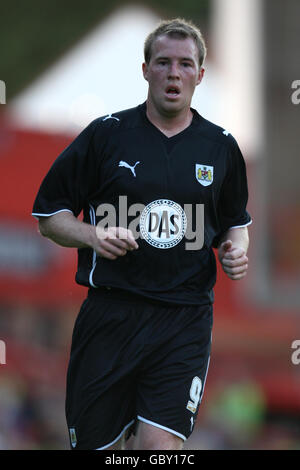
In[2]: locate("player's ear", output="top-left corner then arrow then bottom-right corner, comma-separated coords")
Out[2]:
196,67 -> 205,86
142,62 -> 149,81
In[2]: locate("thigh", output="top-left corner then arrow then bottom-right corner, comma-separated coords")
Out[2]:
136,304 -> 213,443
65,292 -> 148,450
132,421 -> 184,450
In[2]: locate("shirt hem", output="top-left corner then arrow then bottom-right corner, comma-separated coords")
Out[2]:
87,284 -> 214,307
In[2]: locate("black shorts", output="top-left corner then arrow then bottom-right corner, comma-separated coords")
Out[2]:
65,288 -> 213,450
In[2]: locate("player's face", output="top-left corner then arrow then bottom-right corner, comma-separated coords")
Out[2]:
143,35 -> 204,118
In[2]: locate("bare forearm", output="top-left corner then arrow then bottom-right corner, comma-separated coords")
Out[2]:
38,211 -> 139,260
218,226 -> 249,253
38,211 -> 96,249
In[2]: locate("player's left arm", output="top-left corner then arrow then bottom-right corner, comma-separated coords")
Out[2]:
217,226 -> 249,280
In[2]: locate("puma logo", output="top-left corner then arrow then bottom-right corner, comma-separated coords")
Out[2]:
102,114 -> 120,122
118,160 -> 140,177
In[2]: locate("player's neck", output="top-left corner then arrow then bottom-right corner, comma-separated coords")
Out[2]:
145,100 -> 193,138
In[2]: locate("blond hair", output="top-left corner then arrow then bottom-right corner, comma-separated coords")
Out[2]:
144,18 -> 207,67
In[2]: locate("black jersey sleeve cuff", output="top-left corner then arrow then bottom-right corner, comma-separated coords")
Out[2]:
212,214 -> 252,248
31,208 -> 74,220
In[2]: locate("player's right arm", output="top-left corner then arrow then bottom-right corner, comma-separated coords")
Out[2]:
33,119 -> 138,259
38,211 -> 138,260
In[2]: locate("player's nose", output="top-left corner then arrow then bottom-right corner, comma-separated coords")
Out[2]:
168,61 -> 180,78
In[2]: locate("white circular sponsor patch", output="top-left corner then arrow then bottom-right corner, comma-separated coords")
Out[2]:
139,199 -> 187,249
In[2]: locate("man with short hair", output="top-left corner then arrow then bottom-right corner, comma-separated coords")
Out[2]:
32,18 -> 251,450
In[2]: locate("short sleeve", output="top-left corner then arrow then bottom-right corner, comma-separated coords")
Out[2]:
212,136 -> 252,248
32,119 -> 100,219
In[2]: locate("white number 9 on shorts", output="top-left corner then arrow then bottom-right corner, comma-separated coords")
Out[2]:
186,376 -> 202,414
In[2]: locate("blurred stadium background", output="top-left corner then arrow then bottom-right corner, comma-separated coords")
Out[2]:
0,0 -> 299,450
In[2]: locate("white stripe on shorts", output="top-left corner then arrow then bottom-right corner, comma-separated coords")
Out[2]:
95,419 -> 135,450
137,415 -> 187,441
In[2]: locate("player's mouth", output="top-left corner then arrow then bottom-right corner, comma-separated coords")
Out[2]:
165,85 -> 181,99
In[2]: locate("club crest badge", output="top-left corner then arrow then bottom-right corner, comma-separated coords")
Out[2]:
195,164 -> 214,186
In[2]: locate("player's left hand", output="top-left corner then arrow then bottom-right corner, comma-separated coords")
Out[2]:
218,240 -> 248,280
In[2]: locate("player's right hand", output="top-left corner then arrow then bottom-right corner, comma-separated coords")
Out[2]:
94,226 -> 139,260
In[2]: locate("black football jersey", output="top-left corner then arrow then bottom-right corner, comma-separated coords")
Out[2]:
32,102 -> 251,305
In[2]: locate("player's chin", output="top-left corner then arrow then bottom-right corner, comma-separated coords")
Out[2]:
161,100 -> 182,113
162,95 -> 184,109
